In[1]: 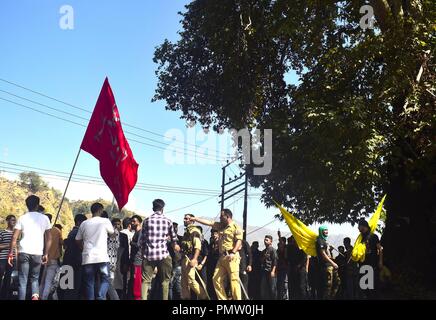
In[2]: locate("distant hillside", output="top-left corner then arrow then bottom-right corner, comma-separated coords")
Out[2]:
0,173 -> 137,236
0,176 -> 74,237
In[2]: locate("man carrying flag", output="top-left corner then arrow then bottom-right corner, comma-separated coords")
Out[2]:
81,77 -> 139,211
357,219 -> 384,299
315,226 -> 340,300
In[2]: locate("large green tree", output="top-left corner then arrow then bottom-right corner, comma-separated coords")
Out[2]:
153,0 -> 435,292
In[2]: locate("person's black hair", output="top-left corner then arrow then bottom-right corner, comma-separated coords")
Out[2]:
173,222 -> 178,227
74,214 -> 87,225
265,235 -> 273,241
152,199 -> 165,212
338,245 -> 345,250
222,208 -> 233,218
101,211 -> 109,218
122,217 -> 131,229
25,195 -> 40,211
111,218 -> 121,224
358,219 -> 370,229
45,213 -> 53,223
91,202 -> 104,215
6,215 -> 16,221
211,229 -> 218,234
131,215 -> 143,223
55,224 -> 63,230
197,226 -> 203,233
185,213 -> 195,218
280,236 -> 286,242
343,237 -> 351,245
37,205 -> 45,213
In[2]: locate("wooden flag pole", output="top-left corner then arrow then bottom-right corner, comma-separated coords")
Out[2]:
53,148 -> 82,226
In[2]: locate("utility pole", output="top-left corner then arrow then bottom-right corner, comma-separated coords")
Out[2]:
242,169 -> 248,241
221,166 -> 226,211
219,157 -> 249,238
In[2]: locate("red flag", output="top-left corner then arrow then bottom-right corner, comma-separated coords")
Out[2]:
81,77 -> 139,210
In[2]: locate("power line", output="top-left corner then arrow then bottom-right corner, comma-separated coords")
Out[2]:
0,161 -> 263,198
246,218 -> 277,236
0,166 -> 222,196
0,166 -> 219,196
0,160 -> 220,192
165,195 -> 219,214
0,88 -> 230,160
0,96 -> 227,161
0,96 -> 87,127
0,78 -> 232,158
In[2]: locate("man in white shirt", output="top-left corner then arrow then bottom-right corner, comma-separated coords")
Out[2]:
75,202 -> 114,300
8,195 -> 52,300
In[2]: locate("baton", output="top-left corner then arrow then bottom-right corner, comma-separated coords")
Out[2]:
239,277 -> 250,300
184,255 -> 211,300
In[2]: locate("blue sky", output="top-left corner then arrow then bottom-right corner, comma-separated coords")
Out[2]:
0,0 -> 358,241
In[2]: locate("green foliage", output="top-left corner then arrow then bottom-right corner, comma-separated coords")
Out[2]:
19,171 -> 48,193
70,199 -> 135,219
0,176 -> 74,237
0,175 -> 137,236
153,0 -> 435,225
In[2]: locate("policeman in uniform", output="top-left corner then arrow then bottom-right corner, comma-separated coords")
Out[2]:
189,209 -> 243,300
180,213 -> 207,299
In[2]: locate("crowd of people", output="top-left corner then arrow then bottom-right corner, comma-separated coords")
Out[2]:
0,195 -> 385,300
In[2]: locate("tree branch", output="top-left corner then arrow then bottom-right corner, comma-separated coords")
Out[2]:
369,0 -> 392,32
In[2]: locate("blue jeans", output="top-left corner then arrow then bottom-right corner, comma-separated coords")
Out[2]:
17,253 -> 42,300
82,263 -> 110,300
169,266 -> 181,300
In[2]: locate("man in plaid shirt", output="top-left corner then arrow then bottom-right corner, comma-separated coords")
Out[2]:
140,199 -> 180,300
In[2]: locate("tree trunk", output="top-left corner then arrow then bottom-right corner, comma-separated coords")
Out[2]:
382,151 -> 436,297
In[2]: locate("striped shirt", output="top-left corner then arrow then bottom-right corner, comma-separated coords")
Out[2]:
140,211 -> 178,261
0,229 -> 14,260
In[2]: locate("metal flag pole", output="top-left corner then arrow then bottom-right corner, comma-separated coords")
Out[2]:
53,148 -> 81,225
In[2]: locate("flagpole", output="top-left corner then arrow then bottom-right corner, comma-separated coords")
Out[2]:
110,196 -> 115,218
53,148 -> 82,225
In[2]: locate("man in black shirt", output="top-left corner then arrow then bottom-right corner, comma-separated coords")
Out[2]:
315,226 -> 339,300
334,246 -> 346,299
287,236 -> 309,300
62,214 -> 87,300
168,222 -> 182,300
358,219 -> 383,299
343,237 -> 359,299
276,234 -> 288,300
0,215 -> 16,299
260,235 -> 277,300
206,229 -> 220,300
239,239 -> 252,300
248,241 -> 261,300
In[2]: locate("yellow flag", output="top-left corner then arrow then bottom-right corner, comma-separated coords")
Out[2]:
351,195 -> 387,263
273,201 -> 318,257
